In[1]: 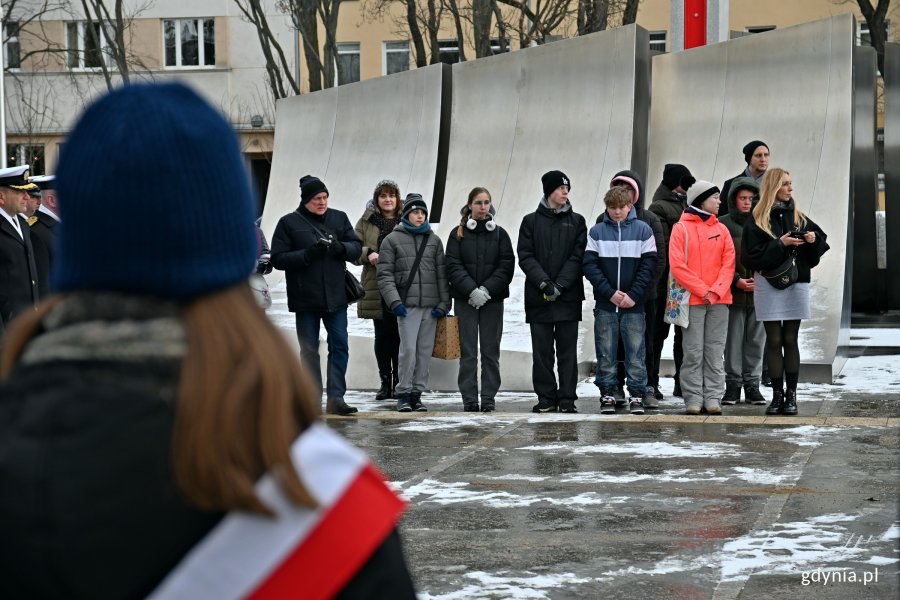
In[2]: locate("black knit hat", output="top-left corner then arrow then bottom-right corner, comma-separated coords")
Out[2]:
401,193 -> 428,219
742,140 -> 768,163
541,170 -> 571,197
687,180 -> 720,207
662,163 -> 695,191
299,175 -> 328,205
54,82 -> 257,300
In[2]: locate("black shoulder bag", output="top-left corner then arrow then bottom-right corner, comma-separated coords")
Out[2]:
761,248 -> 798,290
294,211 -> 365,304
399,235 -> 429,303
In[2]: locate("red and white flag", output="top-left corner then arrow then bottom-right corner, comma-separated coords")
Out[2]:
149,423 -> 406,600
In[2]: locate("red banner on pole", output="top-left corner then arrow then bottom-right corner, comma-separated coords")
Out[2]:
684,0 -> 707,49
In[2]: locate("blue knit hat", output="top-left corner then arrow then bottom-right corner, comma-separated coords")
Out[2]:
53,83 -> 257,300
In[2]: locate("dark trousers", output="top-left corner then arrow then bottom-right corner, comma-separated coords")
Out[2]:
457,301 -> 504,403
372,305 -> 400,378
295,308 -> 349,400
529,321 -> 579,407
617,300 -> 658,388
652,294 -> 683,385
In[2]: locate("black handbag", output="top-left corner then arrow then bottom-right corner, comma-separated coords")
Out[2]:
762,251 -> 798,290
344,270 -> 365,304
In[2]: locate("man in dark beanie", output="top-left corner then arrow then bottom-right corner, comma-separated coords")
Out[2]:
648,163 -> 694,399
272,174 -> 363,415
518,170 -> 587,413
719,140 -> 769,217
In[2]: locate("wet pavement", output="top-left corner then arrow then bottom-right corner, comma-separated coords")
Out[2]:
324,373 -> 900,599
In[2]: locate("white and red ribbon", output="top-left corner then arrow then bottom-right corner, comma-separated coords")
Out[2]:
149,423 -> 406,600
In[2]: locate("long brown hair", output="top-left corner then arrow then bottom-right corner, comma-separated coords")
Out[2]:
455,187 -> 492,241
1,284 -> 320,515
752,167 -> 807,238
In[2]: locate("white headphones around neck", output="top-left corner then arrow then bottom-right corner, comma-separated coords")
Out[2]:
467,214 -> 496,231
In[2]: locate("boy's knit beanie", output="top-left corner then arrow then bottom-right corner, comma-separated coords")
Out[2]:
53,82 -> 257,300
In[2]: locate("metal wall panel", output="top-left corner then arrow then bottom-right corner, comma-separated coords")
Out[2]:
851,46 -> 880,311
648,15 -> 855,382
885,43 -> 900,308
260,63 -> 449,278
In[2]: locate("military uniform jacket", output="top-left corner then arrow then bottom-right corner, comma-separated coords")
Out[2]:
0,214 -> 38,331
29,210 -> 58,299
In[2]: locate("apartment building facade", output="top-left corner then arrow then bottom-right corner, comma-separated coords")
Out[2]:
4,0 -> 895,208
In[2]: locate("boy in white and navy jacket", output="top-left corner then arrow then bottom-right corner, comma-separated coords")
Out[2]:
583,185 -> 657,414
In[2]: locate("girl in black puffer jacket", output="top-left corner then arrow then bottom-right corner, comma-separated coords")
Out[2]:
445,188 -> 515,412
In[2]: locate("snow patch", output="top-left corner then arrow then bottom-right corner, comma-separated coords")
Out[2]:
515,441 -> 743,458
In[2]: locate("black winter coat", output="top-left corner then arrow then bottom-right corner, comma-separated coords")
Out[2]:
517,201 -> 587,323
29,211 -> 57,299
445,219 -> 515,304
0,296 -> 416,600
741,201 -> 829,283
0,215 -> 38,333
271,207 -> 362,313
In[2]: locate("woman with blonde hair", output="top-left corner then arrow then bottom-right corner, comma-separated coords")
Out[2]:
0,83 -> 415,599
445,187 -> 515,412
742,167 -> 829,416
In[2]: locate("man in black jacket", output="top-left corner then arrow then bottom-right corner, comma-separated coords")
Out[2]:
518,170 -> 587,413
272,175 -> 363,415
719,140 -> 769,217
0,165 -> 39,335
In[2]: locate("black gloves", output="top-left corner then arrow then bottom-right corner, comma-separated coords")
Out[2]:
327,237 -> 345,257
256,259 -> 273,275
540,279 -> 562,302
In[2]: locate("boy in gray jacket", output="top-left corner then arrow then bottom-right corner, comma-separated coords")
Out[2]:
378,194 -> 450,412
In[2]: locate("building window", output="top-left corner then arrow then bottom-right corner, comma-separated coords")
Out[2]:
5,22 -> 21,69
164,18 -> 215,68
336,42 -> 360,85
8,144 -> 45,175
490,38 -> 510,54
384,41 -> 409,75
438,40 -> 459,65
745,26 -> 776,35
649,31 -> 667,53
67,21 -> 111,69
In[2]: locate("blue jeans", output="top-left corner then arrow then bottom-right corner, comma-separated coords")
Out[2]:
594,308 -> 647,395
295,308 -> 349,400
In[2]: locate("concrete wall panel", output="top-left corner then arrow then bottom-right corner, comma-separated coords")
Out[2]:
649,15 -> 855,382
885,43 -> 900,308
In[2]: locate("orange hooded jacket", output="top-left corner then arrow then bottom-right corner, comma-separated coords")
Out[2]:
668,210 -> 735,306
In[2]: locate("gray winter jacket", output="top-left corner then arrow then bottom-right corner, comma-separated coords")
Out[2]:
377,224 -> 450,312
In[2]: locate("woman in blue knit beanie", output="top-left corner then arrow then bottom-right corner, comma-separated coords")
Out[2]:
0,83 -> 415,599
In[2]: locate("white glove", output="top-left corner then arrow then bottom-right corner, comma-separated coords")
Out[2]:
468,286 -> 491,309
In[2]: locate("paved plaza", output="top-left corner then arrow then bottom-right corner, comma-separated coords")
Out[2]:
324,339 -> 899,599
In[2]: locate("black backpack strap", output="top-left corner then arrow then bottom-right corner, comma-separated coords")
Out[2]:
399,235 -> 428,303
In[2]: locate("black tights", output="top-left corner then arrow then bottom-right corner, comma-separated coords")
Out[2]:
763,320 -> 801,385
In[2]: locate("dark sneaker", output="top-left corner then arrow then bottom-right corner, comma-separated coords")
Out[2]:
481,399 -> 495,413
721,384 -> 740,405
532,399 -> 558,413
654,386 -> 664,401
559,405 -> 578,414
411,399 -> 427,412
629,398 -> 645,415
744,385 -> 767,405
397,397 -> 412,412
600,390 -> 616,414
641,390 -> 659,410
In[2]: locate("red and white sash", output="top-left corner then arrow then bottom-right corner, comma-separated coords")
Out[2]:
149,423 -> 406,599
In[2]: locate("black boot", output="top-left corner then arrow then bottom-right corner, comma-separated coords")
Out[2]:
721,383 -> 741,405
326,397 -> 358,416
391,372 -> 399,398
375,374 -> 392,401
672,376 -> 683,398
782,389 -> 798,416
765,390 -> 784,415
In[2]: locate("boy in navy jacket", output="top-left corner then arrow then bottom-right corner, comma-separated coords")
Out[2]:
583,186 -> 657,414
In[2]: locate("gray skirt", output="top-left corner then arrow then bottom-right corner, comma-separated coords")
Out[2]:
753,273 -> 810,321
